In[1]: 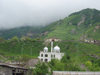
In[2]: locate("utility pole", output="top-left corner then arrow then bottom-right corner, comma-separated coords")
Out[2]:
31,46 -> 33,56
21,43 -> 25,55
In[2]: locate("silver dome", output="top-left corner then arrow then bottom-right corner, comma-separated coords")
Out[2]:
54,46 -> 60,52
44,47 -> 48,52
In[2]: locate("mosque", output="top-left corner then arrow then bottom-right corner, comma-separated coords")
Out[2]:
38,40 -> 64,62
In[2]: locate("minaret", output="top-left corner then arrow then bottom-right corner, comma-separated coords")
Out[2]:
51,39 -> 54,52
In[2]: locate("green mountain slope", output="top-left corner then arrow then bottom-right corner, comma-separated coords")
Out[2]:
0,41 -> 100,64
0,41 -> 43,61
42,8 -> 100,40
0,8 -> 100,41
0,26 -> 45,39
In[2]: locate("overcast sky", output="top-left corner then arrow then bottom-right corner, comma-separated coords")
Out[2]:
0,0 -> 100,30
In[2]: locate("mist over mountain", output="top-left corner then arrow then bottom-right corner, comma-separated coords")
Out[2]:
0,8 -> 100,40
0,0 -> 100,30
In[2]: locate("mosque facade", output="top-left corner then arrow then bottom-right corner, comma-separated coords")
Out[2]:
38,40 -> 64,62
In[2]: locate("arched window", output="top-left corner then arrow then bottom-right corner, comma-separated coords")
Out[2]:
41,59 -> 43,61
45,54 -> 48,57
45,59 -> 48,62
41,54 -> 43,57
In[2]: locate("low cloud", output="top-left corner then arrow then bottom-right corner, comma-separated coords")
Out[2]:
0,0 -> 100,29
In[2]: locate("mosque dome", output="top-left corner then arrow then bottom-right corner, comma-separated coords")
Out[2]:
44,47 -> 48,52
54,46 -> 60,52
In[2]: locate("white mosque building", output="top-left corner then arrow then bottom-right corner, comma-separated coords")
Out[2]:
38,40 -> 64,62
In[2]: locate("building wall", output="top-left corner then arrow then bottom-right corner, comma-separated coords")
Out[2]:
55,53 -> 64,60
0,66 -> 12,75
38,52 -> 64,62
39,52 -> 51,62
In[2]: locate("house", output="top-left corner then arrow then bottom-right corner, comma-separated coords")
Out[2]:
45,37 -> 61,42
84,39 -> 94,43
0,63 -> 28,75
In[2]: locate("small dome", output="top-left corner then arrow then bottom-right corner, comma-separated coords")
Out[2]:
44,47 -> 48,52
54,46 -> 60,52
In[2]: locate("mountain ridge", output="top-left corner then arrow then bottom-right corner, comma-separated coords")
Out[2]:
0,8 -> 100,41
41,8 -> 100,41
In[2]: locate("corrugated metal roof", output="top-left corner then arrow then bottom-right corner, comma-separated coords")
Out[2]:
53,71 -> 100,75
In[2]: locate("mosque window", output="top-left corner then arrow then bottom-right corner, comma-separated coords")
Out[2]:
41,54 -> 43,57
51,55 -> 53,57
45,59 -> 48,62
45,54 -> 48,57
41,59 -> 43,61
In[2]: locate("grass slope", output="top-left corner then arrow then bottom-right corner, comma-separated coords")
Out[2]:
0,41 -> 43,59
50,41 -> 100,63
0,26 -> 45,39
0,41 -> 100,64
42,8 -> 100,41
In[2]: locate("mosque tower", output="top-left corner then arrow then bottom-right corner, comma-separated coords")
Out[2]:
51,39 -> 54,52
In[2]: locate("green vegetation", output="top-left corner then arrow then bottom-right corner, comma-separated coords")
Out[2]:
0,26 -> 45,39
33,61 -> 49,75
0,38 -> 100,71
49,57 -> 82,72
1,8 -> 100,73
30,54 -> 100,75
0,38 -> 43,61
41,8 -> 100,40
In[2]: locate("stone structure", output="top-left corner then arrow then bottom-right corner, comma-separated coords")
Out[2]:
38,40 -> 64,62
24,59 -> 39,69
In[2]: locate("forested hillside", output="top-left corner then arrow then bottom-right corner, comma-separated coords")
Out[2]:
41,8 -> 100,41
0,8 -> 100,72
0,40 -> 100,71
0,39 -> 100,63
0,26 -> 45,39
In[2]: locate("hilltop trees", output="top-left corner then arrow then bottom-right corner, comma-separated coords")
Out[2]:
0,37 -> 5,43
10,36 -> 19,42
21,36 -> 32,42
8,36 -> 41,42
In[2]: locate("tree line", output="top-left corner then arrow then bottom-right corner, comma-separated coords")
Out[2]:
0,36 -> 41,43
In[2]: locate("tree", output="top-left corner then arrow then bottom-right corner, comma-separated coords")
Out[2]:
65,63 -> 81,71
0,37 -> 5,43
21,36 -> 32,42
10,36 -> 19,42
85,60 -> 100,71
25,37 -> 32,41
32,39 -> 37,42
15,55 -> 31,66
49,58 -> 82,72
33,61 -> 49,75
61,54 -> 70,63
21,36 -> 26,41
49,59 -> 65,71
14,55 -> 22,65
85,61 -> 92,67
21,55 -> 31,63
36,38 -> 41,41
